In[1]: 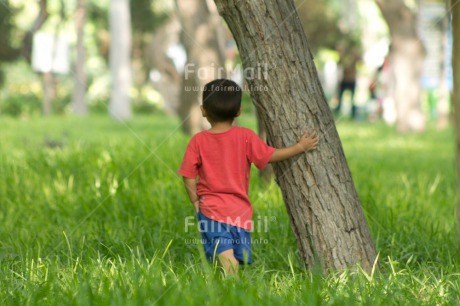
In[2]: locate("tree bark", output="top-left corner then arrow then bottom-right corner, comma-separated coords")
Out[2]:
452,0 -> 460,248
437,2 -> 450,130
375,0 -> 426,133
214,0 -> 377,273
176,0 -> 226,135
109,0 -> 132,120
73,0 -> 87,115
256,108 -> 274,183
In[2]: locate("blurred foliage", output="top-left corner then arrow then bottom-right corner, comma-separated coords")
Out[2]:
86,88 -> 163,116
0,93 -> 74,117
295,0 -> 342,52
86,0 -> 168,62
0,95 -> 162,118
86,0 -> 169,95
0,63 -> 70,117
130,0 -> 168,34
295,0 -> 362,54
0,0 -> 379,117
87,2 -> 110,62
130,0 -> 169,89
132,99 -> 161,115
0,94 -> 41,117
0,0 -> 170,117
0,0 -> 19,63
0,0 -> 20,87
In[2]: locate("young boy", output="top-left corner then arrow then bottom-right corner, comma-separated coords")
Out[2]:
178,79 -> 319,275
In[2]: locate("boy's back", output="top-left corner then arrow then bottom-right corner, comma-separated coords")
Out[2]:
178,125 -> 275,230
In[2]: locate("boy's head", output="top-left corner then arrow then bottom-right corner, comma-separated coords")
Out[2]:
201,79 -> 242,122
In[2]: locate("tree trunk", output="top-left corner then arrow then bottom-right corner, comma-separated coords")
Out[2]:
452,0 -> 460,248
214,0 -> 377,273
176,0 -> 226,135
109,0 -> 132,120
73,0 -> 87,115
256,108 -> 274,183
437,2 -> 450,130
375,0 -> 426,133
41,72 -> 55,116
148,15 -> 182,115
38,0 -> 63,117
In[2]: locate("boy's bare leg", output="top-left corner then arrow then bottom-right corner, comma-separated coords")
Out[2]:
218,249 -> 239,275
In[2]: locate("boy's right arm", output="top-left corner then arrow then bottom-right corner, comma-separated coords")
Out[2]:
183,177 -> 200,213
269,131 -> 319,163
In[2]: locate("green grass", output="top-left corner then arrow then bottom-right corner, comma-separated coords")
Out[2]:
0,114 -> 459,305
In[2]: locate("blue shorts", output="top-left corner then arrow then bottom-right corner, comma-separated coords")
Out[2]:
196,211 -> 252,264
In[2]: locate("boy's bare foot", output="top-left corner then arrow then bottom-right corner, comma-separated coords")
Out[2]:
218,249 -> 239,277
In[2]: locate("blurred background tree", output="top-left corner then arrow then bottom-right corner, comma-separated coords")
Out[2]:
73,0 -> 87,115
452,0 -> 460,245
375,0 -> 426,133
109,0 -> 132,120
296,0 -> 352,52
130,0 -> 168,113
0,0 -> 454,138
175,0 -> 226,135
20,0 -> 49,64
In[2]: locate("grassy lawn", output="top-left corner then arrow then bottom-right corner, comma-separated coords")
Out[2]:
0,114 -> 458,305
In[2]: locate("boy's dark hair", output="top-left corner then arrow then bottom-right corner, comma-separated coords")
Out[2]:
202,79 -> 242,122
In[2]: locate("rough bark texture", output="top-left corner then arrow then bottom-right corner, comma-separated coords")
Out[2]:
256,109 -> 274,183
214,0 -> 377,273
375,0 -> 426,133
109,0 -> 132,120
176,0 -> 226,135
73,0 -> 87,115
452,0 -> 460,247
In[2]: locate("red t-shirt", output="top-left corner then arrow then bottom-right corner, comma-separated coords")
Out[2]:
177,126 -> 275,230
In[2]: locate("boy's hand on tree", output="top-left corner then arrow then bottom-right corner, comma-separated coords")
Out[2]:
297,130 -> 319,152
270,131 -> 319,162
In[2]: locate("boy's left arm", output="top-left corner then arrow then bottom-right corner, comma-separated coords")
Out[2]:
183,177 -> 200,213
269,131 -> 319,162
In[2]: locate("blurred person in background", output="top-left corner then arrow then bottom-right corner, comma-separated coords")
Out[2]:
334,39 -> 362,119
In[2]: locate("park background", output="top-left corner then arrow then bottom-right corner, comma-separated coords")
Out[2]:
0,0 -> 459,304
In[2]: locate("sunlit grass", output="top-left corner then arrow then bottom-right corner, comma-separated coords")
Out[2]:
0,114 -> 458,305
